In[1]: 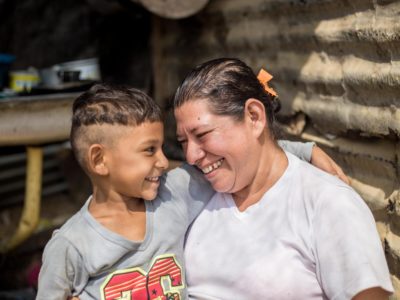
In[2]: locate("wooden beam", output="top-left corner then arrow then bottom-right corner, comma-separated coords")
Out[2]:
0,93 -> 79,146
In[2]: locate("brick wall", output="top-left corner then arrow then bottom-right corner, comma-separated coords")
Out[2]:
152,0 -> 400,296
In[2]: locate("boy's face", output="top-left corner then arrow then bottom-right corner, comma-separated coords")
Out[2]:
105,121 -> 168,201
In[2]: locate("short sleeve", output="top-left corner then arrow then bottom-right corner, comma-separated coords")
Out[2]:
163,164 -> 215,224
37,235 -> 87,299
313,186 -> 393,299
278,140 -> 315,162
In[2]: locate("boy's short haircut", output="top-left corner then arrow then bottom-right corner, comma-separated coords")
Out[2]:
70,83 -> 162,172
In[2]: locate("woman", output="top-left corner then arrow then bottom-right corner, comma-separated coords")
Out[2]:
174,58 -> 393,299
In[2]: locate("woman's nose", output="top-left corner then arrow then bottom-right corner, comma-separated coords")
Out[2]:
185,140 -> 205,165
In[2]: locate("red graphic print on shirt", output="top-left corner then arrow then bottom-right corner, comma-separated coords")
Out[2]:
101,254 -> 183,300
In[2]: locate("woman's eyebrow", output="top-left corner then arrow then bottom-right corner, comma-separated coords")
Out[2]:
190,124 -> 210,134
176,124 -> 211,140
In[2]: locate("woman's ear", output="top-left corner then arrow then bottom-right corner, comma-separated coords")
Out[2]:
244,98 -> 267,137
87,144 -> 109,176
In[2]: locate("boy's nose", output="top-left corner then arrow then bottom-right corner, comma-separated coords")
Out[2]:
156,149 -> 169,170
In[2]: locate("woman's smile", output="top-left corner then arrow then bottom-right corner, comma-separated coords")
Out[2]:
200,158 -> 224,175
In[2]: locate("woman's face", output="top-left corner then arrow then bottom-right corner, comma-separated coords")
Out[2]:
174,100 -> 260,194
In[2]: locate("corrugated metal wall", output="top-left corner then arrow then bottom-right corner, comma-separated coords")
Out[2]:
152,0 -> 400,296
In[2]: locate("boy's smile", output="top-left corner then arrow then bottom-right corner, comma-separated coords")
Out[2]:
145,176 -> 161,182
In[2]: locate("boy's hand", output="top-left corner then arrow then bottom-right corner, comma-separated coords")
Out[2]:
311,146 -> 350,185
68,297 -> 80,300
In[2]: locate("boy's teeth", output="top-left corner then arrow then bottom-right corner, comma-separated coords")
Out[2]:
202,159 -> 223,174
146,176 -> 159,182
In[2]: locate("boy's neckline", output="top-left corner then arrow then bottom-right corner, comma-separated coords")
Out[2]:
83,197 -> 154,249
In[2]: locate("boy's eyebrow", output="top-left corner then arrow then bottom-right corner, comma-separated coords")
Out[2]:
140,138 -> 163,145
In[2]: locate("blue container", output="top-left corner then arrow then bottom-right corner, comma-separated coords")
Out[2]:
0,53 -> 16,90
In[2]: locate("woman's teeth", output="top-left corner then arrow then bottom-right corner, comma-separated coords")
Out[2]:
146,176 -> 159,182
202,159 -> 224,174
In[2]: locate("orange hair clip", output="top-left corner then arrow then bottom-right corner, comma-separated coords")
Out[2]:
257,68 -> 277,97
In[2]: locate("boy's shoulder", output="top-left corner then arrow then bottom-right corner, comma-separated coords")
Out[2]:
161,163 -> 210,192
48,200 -> 90,246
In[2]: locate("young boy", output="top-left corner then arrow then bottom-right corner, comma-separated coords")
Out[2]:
37,84 -> 319,300
37,84 -> 214,300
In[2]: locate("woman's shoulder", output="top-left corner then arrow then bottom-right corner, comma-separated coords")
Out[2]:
288,153 -> 364,210
289,152 -> 350,190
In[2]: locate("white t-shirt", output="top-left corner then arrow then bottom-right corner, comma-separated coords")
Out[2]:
184,152 -> 393,300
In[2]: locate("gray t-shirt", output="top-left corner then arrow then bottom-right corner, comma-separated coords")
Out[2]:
37,164 -> 214,300
37,141 -> 314,300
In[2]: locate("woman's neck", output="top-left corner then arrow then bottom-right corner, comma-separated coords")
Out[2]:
232,142 -> 288,212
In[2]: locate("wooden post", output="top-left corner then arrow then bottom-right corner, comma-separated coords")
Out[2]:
1,147 -> 43,252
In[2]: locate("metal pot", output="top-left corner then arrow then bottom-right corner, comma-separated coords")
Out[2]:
39,58 -> 100,87
58,58 -> 100,81
39,66 -> 62,87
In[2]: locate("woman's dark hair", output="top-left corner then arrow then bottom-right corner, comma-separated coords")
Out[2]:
173,58 -> 281,137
